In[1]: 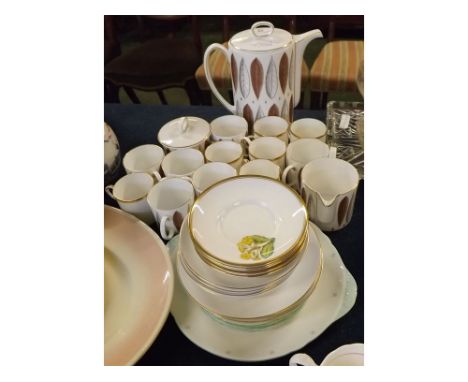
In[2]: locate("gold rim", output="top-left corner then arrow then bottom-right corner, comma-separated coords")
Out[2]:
249,151 -> 286,162
194,228 -> 308,277
289,126 -> 327,140
157,116 -> 210,150
179,229 -> 323,323
112,193 -> 149,203
254,128 -> 289,138
205,150 -> 243,165
187,175 -> 308,269
179,247 -> 300,296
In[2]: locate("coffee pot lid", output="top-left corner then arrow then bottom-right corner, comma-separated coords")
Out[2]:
230,21 -> 292,52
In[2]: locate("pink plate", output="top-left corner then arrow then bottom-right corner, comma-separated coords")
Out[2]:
104,206 -> 174,365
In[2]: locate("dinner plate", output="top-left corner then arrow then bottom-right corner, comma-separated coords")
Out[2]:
168,224 -> 357,362
104,206 -> 174,366
189,176 -> 308,268
177,222 -> 322,320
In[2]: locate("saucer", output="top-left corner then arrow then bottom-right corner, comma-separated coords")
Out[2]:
189,176 -> 308,269
177,221 -> 322,321
168,224 -> 357,362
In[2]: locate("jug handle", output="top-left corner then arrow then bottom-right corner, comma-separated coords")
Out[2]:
204,43 -> 236,114
289,353 -> 318,366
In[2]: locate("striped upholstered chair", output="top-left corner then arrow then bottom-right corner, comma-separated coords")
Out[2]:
309,16 -> 364,108
195,16 -> 308,108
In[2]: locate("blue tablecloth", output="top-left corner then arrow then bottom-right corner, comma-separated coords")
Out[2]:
104,103 -> 364,366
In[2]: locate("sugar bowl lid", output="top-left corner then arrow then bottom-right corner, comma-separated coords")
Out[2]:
230,21 -> 293,52
158,116 -> 210,149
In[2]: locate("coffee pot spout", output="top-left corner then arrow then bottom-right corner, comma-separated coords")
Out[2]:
292,29 -> 323,106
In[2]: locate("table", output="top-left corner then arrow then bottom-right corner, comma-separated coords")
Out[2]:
104,103 -> 364,366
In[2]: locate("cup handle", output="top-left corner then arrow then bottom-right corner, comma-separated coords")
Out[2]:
160,215 -> 176,240
289,353 -> 318,366
281,164 -> 297,185
204,44 -> 235,114
104,185 -> 115,200
240,136 -> 253,146
152,171 -> 162,181
329,146 -> 337,159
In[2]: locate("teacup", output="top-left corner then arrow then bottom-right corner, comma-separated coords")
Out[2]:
147,177 -> 195,240
281,138 -> 334,191
289,118 -> 327,142
301,157 -> 359,231
161,148 -> 204,178
191,162 -> 237,195
210,115 -> 248,143
239,159 -> 281,180
204,141 -> 244,172
242,136 -> 286,170
253,116 -> 289,143
289,343 -> 364,366
105,172 -> 155,225
123,144 -> 165,180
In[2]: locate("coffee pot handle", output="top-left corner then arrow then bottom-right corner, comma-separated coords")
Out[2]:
204,43 -> 236,114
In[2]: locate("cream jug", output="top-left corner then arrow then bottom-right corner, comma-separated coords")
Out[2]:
204,21 -> 322,128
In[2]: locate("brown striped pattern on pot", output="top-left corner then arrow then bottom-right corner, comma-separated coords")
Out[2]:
337,196 -> 349,227
279,53 -> 289,93
250,58 -> 264,99
268,104 -> 279,117
243,104 -> 254,129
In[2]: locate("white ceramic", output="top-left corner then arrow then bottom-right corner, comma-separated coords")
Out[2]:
239,159 -> 280,180
242,136 -> 286,170
289,343 -> 364,366
189,176 -> 307,266
204,21 -> 323,126
282,138 -> 333,191
123,144 -> 165,180
191,162 -> 237,195
105,173 -> 155,225
147,177 -> 194,240
253,116 -> 289,143
157,116 -> 210,152
179,217 -> 301,296
161,148 -> 204,178
104,206 -> 173,365
289,118 -> 327,142
178,221 -> 321,321
301,158 -> 359,231
104,122 -> 121,185
210,115 -> 248,143
204,140 -> 244,172
167,223 -> 357,362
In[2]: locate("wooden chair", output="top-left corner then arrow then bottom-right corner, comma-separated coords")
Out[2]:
104,16 -> 203,104
195,16 -> 308,108
309,16 -> 364,109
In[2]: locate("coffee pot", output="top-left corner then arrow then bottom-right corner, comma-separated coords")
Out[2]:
203,21 -> 323,128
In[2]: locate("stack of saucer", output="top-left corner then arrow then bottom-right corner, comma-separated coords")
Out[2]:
177,175 -> 323,328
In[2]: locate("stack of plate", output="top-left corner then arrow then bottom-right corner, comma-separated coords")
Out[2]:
177,175 -> 323,329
